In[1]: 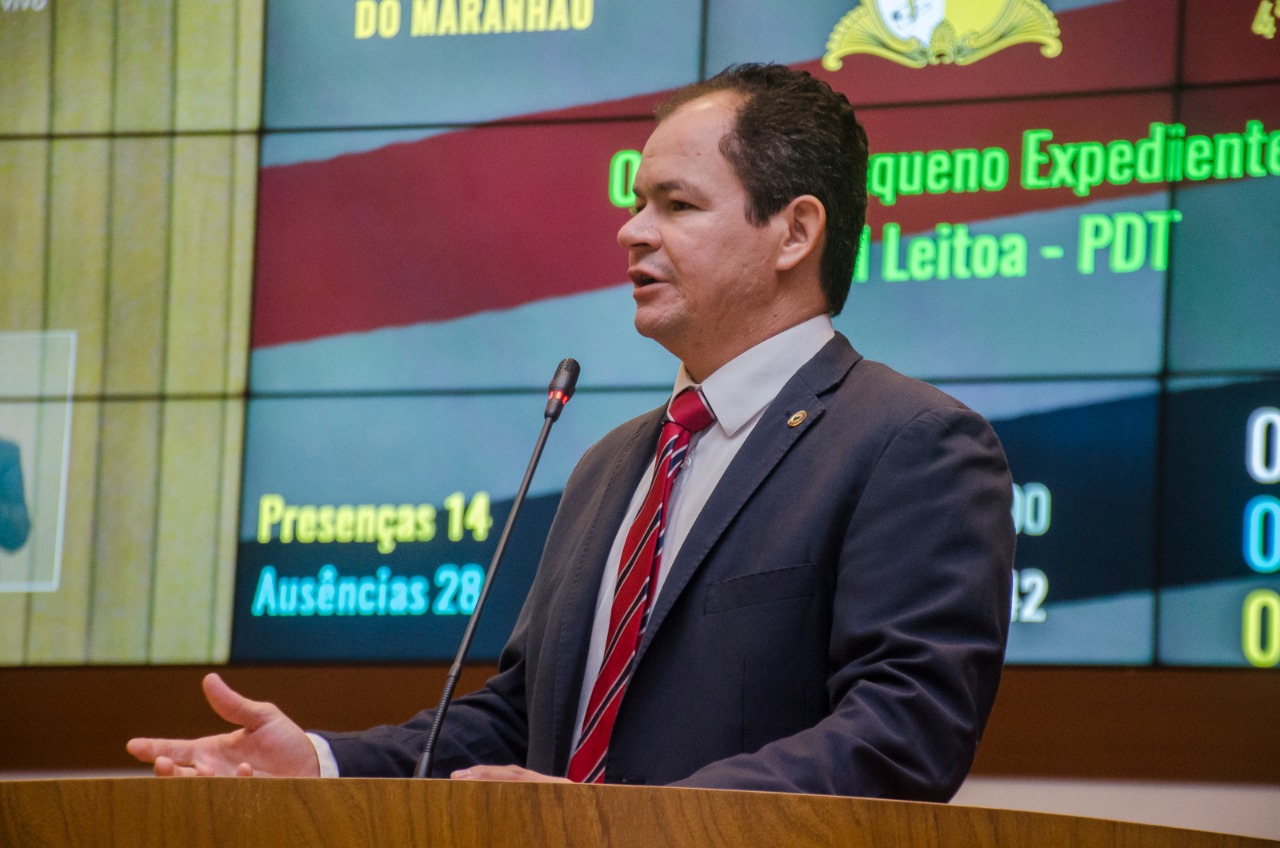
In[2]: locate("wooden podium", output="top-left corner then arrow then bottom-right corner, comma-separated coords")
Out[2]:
0,778 -> 1272,847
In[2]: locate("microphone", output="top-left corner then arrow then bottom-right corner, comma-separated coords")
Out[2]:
544,358 -> 579,421
413,358 -> 580,779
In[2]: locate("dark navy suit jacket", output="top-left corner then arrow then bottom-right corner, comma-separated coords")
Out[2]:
323,334 -> 1014,800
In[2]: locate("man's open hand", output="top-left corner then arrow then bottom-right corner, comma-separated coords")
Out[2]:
126,673 -> 320,777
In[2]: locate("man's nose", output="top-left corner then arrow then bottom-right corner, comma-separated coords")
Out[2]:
617,209 -> 655,250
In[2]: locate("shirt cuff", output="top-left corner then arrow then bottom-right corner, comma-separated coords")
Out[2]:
307,732 -> 340,778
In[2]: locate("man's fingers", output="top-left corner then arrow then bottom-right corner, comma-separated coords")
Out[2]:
152,752 -> 242,778
128,737 -> 193,766
153,754 -> 206,778
126,737 -> 155,762
153,756 -> 180,777
450,765 -> 571,783
202,673 -> 274,730
131,676 -> 288,779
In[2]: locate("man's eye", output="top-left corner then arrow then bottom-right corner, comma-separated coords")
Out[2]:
669,200 -> 693,211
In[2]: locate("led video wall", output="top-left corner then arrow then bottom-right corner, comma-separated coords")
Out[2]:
2,0 -> 1277,669
234,0 -> 1280,668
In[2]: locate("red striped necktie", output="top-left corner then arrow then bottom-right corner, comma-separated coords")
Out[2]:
567,388 -> 715,784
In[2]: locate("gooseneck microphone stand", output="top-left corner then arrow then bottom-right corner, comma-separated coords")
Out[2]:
413,358 -> 580,779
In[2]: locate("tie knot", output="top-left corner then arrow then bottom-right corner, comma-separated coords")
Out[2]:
667,388 -> 715,434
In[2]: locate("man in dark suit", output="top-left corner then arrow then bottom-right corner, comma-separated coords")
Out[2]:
129,64 -> 1013,800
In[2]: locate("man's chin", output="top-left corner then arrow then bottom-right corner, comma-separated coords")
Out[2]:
632,309 -> 678,347
633,314 -> 657,341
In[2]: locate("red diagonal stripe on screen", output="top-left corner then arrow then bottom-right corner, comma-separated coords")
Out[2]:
251,2 -> 1178,349
251,117 -> 651,348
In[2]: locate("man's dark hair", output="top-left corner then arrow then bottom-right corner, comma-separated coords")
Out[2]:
656,63 -> 868,316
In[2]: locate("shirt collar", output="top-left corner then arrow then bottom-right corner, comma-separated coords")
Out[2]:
670,315 -> 835,438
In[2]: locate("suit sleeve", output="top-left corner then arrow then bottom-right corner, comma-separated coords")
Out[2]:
672,406 -> 1014,800
317,621 -> 533,777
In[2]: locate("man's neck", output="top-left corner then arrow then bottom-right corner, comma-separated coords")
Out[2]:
677,314 -> 835,390
681,308 -> 830,382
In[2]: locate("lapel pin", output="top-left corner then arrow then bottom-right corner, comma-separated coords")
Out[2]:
787,411 -> 807,428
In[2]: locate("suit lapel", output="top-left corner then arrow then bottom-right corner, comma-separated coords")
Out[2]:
637,334 -> 861,658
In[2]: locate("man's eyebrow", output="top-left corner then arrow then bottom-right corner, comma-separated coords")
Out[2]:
650,180 -> 688,194
632,178 -> 701,205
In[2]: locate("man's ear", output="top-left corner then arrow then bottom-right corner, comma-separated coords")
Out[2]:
775,195 -> 826,273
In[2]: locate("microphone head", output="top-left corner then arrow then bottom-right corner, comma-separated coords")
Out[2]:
545,358 -> 580,421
